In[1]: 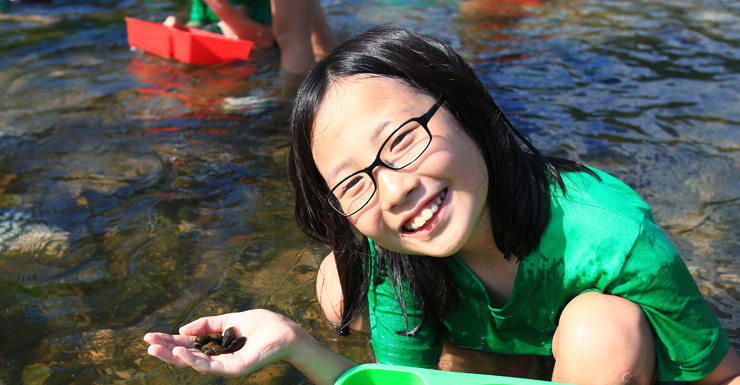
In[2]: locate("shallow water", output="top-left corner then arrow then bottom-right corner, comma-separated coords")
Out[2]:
0,0 -> 738,383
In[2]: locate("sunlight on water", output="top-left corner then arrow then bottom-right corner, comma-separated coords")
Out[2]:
0,0 -> 738,383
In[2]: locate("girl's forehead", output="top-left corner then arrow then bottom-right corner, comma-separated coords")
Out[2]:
314,76 -> 416,130
311,76 -> 427,177
312,77 -> 425,141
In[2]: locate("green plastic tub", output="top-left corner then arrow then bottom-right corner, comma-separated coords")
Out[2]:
335,364 -> 561,385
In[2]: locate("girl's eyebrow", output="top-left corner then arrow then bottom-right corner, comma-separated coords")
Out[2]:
326,159 -> 352,185
369,120 -> 393,142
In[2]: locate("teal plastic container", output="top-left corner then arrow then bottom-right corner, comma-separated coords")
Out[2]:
335,364 -> 560,385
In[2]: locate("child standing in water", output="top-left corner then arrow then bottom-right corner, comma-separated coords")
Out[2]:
163,0 -> 337,97
144,25 -> 740,384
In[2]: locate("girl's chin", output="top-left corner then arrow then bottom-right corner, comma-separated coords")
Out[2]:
395,239 -> 461,258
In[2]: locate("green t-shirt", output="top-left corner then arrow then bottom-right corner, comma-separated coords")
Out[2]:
189,0 -> 272,26
367,167 -> 729,382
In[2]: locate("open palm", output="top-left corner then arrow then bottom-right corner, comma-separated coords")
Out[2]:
144,309 -> 305,377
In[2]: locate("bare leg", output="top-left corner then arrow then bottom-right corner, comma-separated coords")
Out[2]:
551,291 -> 657,385
271,0 -> 314,74
308,0 -> 337,61
271,0 -> 334,98
439,341 -> 554,377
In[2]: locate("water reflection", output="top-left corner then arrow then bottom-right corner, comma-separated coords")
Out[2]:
0,0 -> 739,383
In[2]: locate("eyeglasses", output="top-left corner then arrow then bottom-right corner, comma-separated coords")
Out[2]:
325,96 -> 446,217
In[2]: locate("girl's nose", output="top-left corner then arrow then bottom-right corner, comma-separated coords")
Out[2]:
375,168 -> 418,211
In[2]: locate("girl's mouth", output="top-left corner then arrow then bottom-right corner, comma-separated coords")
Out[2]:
403,189 -> 447,232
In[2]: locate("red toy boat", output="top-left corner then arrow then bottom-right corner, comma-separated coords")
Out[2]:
124,17 -> 254,65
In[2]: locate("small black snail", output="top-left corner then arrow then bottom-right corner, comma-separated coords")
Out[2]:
193,327 -> 246,356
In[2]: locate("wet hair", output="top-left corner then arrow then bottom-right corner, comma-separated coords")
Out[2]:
289,24 -> 596,336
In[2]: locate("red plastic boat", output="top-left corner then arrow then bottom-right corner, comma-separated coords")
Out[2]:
125,17 -> 254,65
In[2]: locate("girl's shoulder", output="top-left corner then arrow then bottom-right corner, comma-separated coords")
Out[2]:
539,166 -> 656,272
538,167 -> 674,293
552,166 -> 652,227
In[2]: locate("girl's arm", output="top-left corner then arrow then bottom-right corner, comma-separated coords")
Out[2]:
317,252 -> 372,334
200,0 -> 274,48
689,347 -> 740,385
144,309 -> 356,385
289,326 -> 358,384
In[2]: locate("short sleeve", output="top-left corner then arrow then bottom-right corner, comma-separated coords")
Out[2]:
188,0 -> 208,23
367,240 -> 443,367
608,218 -> 729,382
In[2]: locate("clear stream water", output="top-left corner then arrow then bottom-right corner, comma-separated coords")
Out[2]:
0,0 -> 738,383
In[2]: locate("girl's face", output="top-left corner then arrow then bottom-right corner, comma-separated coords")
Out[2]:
311,76 -> 492,258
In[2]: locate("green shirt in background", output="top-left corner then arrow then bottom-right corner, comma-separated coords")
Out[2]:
367,167 -> 729,382
189,0 -> 272,27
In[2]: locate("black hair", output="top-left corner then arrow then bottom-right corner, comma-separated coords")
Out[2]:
288,24 -> 597,336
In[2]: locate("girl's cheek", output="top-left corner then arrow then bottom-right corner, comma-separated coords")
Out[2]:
348,210 -> 381,237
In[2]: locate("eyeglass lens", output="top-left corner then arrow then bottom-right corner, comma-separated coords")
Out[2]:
328,120 -> 431,215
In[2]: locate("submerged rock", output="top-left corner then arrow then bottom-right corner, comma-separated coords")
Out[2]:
0,210 -> 68,257
220,96 -> 283,116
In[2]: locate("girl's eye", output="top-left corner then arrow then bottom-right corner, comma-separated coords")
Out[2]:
389,126 -> 417,152
341,176 -> 363,196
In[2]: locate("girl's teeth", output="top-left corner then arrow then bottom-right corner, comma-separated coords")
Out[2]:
421,208 -> 433,220
405,191 -> 446,232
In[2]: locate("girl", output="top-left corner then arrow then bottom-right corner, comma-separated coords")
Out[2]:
144,25 -> 740,384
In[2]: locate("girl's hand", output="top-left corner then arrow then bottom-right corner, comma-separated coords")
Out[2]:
162,15 -> 186,30
144,309 -> 304,377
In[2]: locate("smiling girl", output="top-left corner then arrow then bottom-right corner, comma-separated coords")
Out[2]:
144,25 -> 740,384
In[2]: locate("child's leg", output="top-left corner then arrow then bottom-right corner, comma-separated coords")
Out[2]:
439,341 -> 554,377
552,291 -> 657,385
270,0 -> 314,74
269,0 -> 315,98
316,252 -> 371,334
308,0 -> 337,62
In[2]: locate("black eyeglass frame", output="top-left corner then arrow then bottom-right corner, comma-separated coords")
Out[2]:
324,95 -> 446,217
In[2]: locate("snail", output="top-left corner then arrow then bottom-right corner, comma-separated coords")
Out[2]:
193,327 -> 246,356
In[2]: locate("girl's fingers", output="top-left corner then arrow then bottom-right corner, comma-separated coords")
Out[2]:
144,332 -> 194,349
147,344 -> 190,368
145,332 -> 245,375
144,332 -> 200,369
